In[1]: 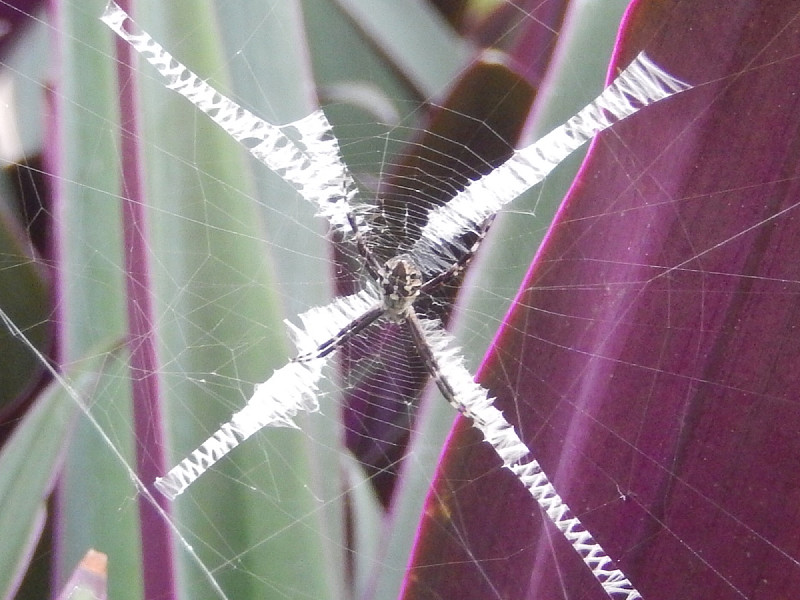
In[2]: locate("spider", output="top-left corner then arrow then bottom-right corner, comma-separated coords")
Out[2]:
103,4 -> 691,598
292,207 -> 494,406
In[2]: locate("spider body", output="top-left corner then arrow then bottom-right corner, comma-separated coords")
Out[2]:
380,255 -> 422,321
292,209 -> 488,384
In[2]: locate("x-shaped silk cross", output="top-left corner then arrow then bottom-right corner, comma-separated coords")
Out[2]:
102,4 -> 692,598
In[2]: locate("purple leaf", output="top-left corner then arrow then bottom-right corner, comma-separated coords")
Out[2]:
403,1 -> 800,598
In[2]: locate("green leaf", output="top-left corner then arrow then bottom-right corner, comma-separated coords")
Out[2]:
53,1 -> 341,598
0,347 -> 115,600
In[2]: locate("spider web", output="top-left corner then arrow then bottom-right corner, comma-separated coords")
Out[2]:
1,1 -> 800,600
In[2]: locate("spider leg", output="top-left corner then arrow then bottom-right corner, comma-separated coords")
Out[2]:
420,213 -> 495,293
294,304 -> 384,362
405,309 -> 471,418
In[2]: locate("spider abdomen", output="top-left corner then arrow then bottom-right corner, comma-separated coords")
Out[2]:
381,255 -> 422,322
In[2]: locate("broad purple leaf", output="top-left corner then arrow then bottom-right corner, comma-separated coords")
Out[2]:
403,1 -> 800,599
